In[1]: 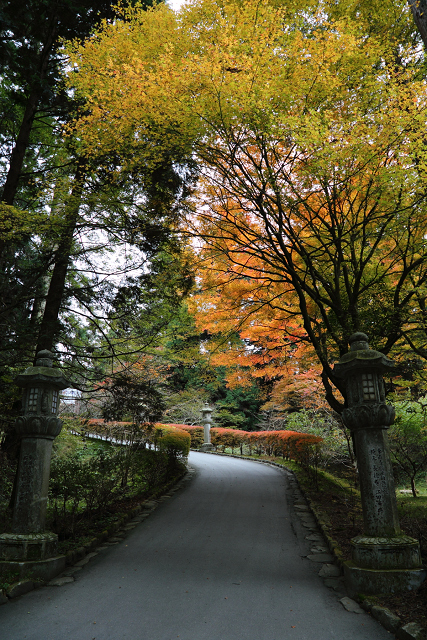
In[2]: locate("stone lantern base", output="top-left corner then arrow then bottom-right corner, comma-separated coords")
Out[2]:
344,535 -> 426,596
0,532 -> 66,582
350,535 -> 422,569
200,443 -> 214,452
344,563 -> 426,597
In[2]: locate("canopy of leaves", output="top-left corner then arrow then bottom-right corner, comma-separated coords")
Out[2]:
65,0 -> 427,408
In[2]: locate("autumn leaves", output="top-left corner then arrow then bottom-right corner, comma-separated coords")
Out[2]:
65,0 -> 427,407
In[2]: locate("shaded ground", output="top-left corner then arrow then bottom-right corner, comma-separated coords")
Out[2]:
287,461 -> 427,629
0,452 -> 391,640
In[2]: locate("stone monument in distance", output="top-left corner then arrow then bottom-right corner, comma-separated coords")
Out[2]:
200,403 -> 214,452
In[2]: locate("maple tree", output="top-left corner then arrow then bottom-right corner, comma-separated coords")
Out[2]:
65,0 -> 427,409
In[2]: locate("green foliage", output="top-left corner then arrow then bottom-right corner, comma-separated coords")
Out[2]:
176,425 -> 204,448
0,423 -> 186,539
0,0 -> 198,441
162,389 -> 210,427
0,204 -> 48,242
389,400 -> 427,497
0,450 -> 15,528
100,372 -> 165,423
213,383 -> 263,431
160,313 -> 266,431
214,407 -> 246,429
152,424 -> 191,459
47,425 -> 185,540
285,409 -> 354,466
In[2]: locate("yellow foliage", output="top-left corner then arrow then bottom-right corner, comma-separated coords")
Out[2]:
0,203 -> 50,242
64,0 -> 427,400
65,0 -> 424,173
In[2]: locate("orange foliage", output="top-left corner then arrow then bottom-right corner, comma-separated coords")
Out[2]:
85,419 -> 321,466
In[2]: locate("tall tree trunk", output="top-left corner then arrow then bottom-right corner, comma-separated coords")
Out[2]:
408,0 -> 427,50
34,160 -> 86,358
2,89 -> 42,207
0,18 -> 58,264
410,474 -> 418,498
1,20 -> 58,206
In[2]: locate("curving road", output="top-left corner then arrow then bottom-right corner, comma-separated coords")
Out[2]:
0,452 -> 391,640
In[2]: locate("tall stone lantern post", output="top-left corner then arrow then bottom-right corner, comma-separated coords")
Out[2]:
334,333 -> 425,595
0,350 -> 69,581
200,403 -> 214,452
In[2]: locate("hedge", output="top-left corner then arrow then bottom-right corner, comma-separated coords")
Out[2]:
76,419 -> 321,468
162,423 -> 322,467
175,425 -> 204,448
245,430 -> 322,460
81,419 -> 191,458
151,424 -> 191,458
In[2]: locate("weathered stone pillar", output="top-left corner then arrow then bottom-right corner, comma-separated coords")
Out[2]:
0,350 -> 69,581
334,333 -> 425,595
200,403 -> 214,452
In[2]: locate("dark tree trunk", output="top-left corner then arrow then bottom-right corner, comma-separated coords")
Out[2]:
410,475 -> 418,498
34,160 -> 86,358
2,89 -> 41,207
1,19 -> 58,207
0,18 -> 58,267
408,0 -> 427,50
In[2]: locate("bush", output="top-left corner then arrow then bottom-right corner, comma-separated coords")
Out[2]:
48,431 -> 175,532
211,427 -> 247,453
0,450 -> 15,528
151,424 -> 191,459
389,401 -> 427,497
44,424 -> 187,543
83,418 -> 191,461
243,429 -> 322,460
172,424 -> 204,448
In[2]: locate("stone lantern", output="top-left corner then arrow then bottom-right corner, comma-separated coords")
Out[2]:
200,403 -> 214,452
334,333 -> 425,595
0,350 -> 69,581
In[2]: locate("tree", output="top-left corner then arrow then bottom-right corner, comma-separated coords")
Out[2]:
0,0 -> 195,374
389,400 -> 427,497
408,0 -> 427,50
0,0 -> 120,375
100,368 -> 165,424
66,0 -> 427,408
0,0 -> 124,209
0,0 -> 199,475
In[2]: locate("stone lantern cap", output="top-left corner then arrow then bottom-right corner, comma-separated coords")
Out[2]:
334,333 -> 394,380
14,350 -> 69,391
201,403 -> 213,413
201,403 -> 213,422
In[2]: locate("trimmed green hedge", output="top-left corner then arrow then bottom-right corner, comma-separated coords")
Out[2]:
85,419 -> 190,459
152,424 -> 191,457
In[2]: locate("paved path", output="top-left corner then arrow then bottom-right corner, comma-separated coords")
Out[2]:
0,452 -> 391,640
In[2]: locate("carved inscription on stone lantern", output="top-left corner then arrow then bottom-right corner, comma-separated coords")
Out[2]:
334,333 -> 425,595
0,350 -> 69,581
